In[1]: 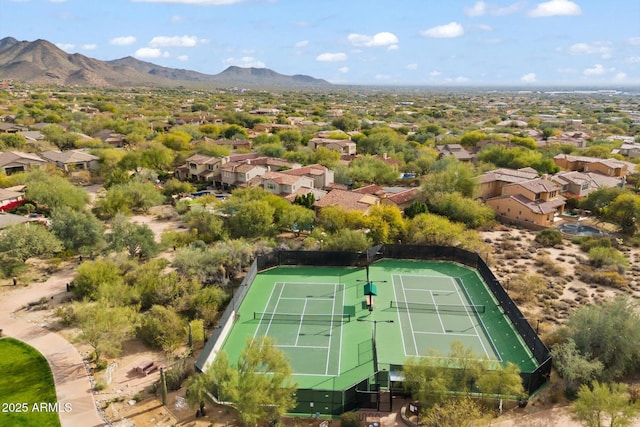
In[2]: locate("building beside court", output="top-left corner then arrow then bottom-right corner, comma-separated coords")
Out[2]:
195,245 -> 551,416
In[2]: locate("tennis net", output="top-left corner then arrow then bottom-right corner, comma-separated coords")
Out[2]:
390,301 -> 485,314
253,312 -> 351,323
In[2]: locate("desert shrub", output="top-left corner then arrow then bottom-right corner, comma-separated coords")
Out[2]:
138,305 -> 185,353
340,412 -> 361,427
577,236 -> 613,252
164,358 -> 194,391
535,229 -> 563,247
509,273 -> 546,305
577,266 -> 628,289
587,246 -> 629,270
535,255 -> 565,275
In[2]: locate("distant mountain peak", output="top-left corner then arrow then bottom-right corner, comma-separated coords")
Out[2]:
0,37 -> 331,89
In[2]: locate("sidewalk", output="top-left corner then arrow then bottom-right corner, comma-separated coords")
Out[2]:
0,269 -> 105,427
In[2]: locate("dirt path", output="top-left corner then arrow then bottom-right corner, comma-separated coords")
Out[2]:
0,264 -> 105,427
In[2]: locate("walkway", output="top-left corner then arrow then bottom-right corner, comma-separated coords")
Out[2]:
0,267 -> 105,427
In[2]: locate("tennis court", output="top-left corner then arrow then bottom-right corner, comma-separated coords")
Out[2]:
389,274 -> 499,360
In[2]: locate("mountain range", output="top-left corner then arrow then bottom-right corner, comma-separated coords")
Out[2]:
0,37 -> 331,89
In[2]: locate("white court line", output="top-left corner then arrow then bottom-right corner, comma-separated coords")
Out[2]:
429,290 -> 447,334
413,331 -> 479,337
294,299 -> 309,347
262,282 -> 287,339
452,278 -> 491,359
253,282 -> 281,339
399,275 -> 419,355
277,344 -> 329,349
281,297 -> 335,301
337,283 -> 344,375
293,373 -> 334,377
391,275 -> 408,357
326,283 -> 337,375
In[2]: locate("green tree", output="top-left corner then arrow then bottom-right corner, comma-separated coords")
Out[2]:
226,200 -> 275,238
106,215 -> 158,258
25,169 -> 89,211
0,222 -> 63,262
323,229 -> 372,251
161,178 -> 196,198
422,158 -> 477,198
277,204 -> 315,233
572,381 -> 638,427
403,354 -> 452,409
425,397 -> 484,427
605,193 -> 640,235
72,259 -> 125,300
475,362 -> 525,398
427,192 -> 494,228
138,305 -> 185,353
74,302 -> 138,364
535,229 -> 563,247
563,296 -> 640,381
184,209 -> 227,243
94,180 -> 164,218
581,187 -> 629,217
50,207 -> 104,254
278,129 -> 303,151
552,339 -> 604,389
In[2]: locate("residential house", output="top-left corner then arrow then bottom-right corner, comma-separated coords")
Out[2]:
551,171 -> 622,198
261,171 -> 314,197
353,185 -> 421,211
547,131 -> 590,148
436,144 -> 475,162
93,129 -> 126,148
0,188 -> 25,211
253,123 -> 294,133
613,142 -> 640,159
280,164 -> 335,189
485,178 -> 566,227
40,150 -> 100,171
313,188 -> 379,214
308,138 -> 357,156
249,108 -> 281,115
0,151 -> 47,175
0,123 -> 27,134
477,167 -> 539,200
201,137 -> 252,151
554,154 -> 628,177
221,161 -> 268,189
175,154 -> 224,184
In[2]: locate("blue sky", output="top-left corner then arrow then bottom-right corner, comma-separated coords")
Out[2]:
2,0 -> 640,86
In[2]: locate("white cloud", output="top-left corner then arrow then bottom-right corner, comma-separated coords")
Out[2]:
375,74 -> 391,80
135,48 -> 169,59
464,1 -> 486,16
529,0 -> 582,17
628,37 -> 640,46
295,40 -> 309,48
316,52 -> 347,62
583,64 -> 614,76
474,24 -> 493,31
520,72 -> 537,83
110,36 -> 136,46
429,70 -> 442,77
625,57 -> 640,64
557,67 -> 577,73
614,72 -> 627,81
132,0 -> 244,5
347,32 -> 399,48
406,63 -> 418,70
56,43 -> 75,52
81,44 -> 97,50
464,1 -> 522,16
177,55 -> 189,61
568,42 -> 612,58
447,76 -> 471,83
170,15 -> 184,22
338,66 -> 349,73
49,0 -> 66,3
222,56 -> 266,67
149,35 -> 204,47
420,22 -> 464,38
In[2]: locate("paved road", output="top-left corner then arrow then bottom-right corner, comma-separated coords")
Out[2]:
0,268 -> 105,427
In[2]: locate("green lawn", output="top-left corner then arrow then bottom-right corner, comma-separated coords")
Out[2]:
0,338 -> 61,427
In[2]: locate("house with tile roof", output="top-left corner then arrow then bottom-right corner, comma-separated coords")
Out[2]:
280,164 -> 335,189
175,154 -> 225,184
554,154 -> 628,177
436,144 -> 475,162
477,167 -> 539,200
261,171 -> 314,197
40,150 -> 99,171
551,171 -> 623,198
0,151 -> 47,175
313,188 -> 379,214
308,138 -> 357,156
221,161 -> 268,189
485,178 -> 565,227
0,188 -> 25,211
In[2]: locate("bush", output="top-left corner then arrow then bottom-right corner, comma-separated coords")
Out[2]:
164,358 -> 194,391
340,412 -> 361,427
587,246 -> 628,270
535,229 -> 563,247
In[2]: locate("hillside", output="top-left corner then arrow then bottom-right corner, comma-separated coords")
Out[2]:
0,37 -> 331,89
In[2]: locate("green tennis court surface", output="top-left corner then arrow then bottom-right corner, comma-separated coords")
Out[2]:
218,260 -> 537,392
